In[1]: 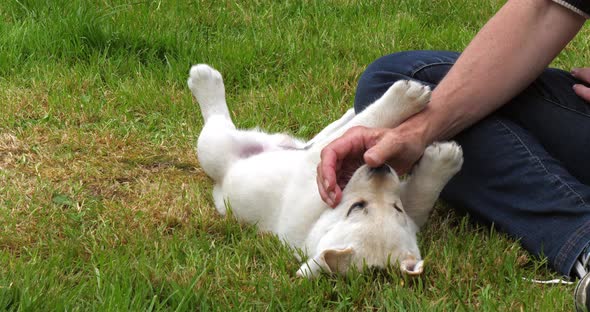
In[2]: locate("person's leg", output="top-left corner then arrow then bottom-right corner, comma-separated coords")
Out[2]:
354,50 -> 460,112
495,68 -> 590,275
442,116 -> 590,276
354,50 -> 590,276
500,68 -> 590,184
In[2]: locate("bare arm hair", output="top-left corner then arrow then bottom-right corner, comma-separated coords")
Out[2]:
402,0 -> 586,144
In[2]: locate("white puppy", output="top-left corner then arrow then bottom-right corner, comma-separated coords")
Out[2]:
189,64 -> 463,278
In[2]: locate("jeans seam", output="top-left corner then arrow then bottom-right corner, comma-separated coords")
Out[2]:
497,119 -> 589,206
540,95 -> 590,119
410,62 -> 455,78
497,119 -> 590,272
557,219 -> 590,276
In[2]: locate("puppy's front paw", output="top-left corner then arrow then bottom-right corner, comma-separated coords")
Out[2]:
421,142 -> 463,176
382,80 -> 431,113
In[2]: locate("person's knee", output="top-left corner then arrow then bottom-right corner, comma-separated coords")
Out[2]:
366,51 -> 418,74
354,52 -> 417,112
354,50 -> 457,112
358,50 -> 458,84
358,52 -> 419,87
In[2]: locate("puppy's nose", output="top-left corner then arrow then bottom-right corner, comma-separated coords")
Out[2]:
370,165 -> 392,175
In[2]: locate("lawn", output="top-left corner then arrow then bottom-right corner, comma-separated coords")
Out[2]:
1,0 -> 589,310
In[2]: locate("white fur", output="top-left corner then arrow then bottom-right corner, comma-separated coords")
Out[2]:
189,64 -> 463,278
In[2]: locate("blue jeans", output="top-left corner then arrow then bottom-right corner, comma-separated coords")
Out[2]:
354,50 -> 590,276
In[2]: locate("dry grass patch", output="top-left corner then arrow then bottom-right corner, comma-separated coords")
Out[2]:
0,133 -> 29,170
0,119 -> 215,254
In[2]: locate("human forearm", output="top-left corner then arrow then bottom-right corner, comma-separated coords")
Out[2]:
409,0 -> 585,144
317,0 -> 586,206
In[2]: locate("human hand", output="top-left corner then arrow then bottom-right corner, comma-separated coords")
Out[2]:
316,125 -> 427,207
571,68 -> 590,101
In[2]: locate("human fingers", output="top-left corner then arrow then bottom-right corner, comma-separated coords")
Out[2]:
573,84 -> 590,103
364,139 -> 404,171
363,128 -> 427,175
363,128 -> 412,171
363,131 -> 398,168
316,176 -> 336,207
571,67 -> 590,102
317,148 -> 341,207
318,126 -> 372,206
572,67 -> 590,84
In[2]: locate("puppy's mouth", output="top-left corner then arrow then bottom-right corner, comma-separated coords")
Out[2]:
338,164 -> 394,190
337,173 -> 353,190
368,165 -> 392,175
336,160 -> 365,190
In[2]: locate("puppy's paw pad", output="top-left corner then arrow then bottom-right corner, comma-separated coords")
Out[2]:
424,142 -> 463,169
189,64 -> 221,81
390,80 -> 430,97
187,64 -> 227,116
405,81 -> 431,101
383,80 -> 431,109
188,64 -> 223,90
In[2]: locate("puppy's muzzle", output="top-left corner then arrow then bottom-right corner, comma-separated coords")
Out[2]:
369,165 -> 392,175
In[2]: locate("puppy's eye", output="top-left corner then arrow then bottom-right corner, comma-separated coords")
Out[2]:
346,200 -> 367,217
393,203 -> 403,213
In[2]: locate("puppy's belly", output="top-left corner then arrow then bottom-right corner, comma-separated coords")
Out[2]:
221,150 -> 307,232
276,180 -> 327,249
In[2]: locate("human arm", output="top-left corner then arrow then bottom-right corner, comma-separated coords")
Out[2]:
318,0 -> 586,207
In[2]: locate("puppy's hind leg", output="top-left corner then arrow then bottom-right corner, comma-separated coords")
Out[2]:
189,64 -> 238,182
190,64 -> 294,182
188,64 -> 230,122
401,142 -> 463,228
196,115 -> 239,182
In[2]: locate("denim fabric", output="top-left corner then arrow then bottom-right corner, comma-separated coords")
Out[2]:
551,0 -> 590,18
354,50 -> 590,276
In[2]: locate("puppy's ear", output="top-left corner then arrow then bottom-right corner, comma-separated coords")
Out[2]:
399,253 -> 424,276
296,247 -> 354,278
323,247 -> 354,274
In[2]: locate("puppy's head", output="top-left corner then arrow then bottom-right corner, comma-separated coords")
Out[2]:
297,164 -> 422,278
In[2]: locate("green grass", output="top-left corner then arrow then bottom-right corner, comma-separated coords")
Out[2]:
1,0 -> 589,310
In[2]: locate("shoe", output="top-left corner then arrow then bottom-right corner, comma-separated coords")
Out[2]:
575,246 -> 590,312
575,272 -> 590,312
